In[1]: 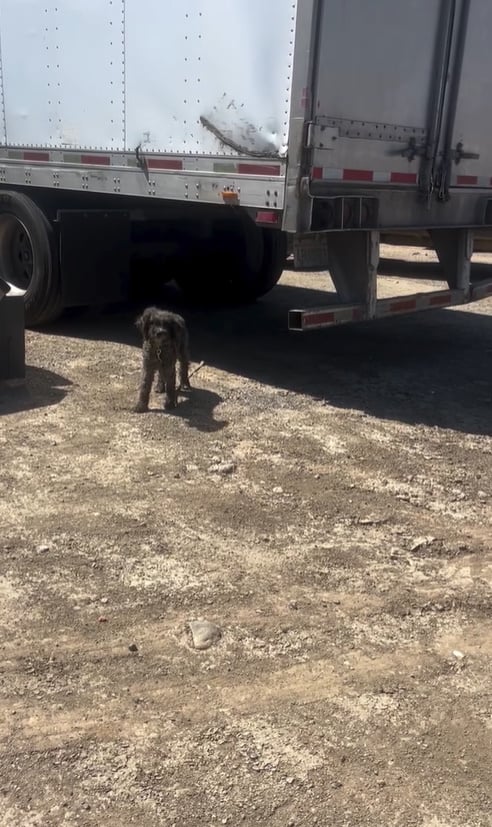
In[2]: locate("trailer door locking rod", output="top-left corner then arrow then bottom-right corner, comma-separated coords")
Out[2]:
135,144 -> 149,181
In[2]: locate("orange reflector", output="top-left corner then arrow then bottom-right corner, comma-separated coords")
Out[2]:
221,189 -> 239,204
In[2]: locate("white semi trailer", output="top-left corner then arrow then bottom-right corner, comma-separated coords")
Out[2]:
0,0 -> 491,327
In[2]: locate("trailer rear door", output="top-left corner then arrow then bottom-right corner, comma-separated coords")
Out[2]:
310,0 -> 444,187
447,3 -> 492,191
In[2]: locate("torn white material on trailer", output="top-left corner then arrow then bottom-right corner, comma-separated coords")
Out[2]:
0,0 -> 297,156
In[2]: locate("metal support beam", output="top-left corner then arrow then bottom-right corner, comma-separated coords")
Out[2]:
430,228 -> 473,293
326,230 -> 379,317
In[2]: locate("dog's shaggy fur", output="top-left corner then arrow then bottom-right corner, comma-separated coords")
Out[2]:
134,307 -> 191,412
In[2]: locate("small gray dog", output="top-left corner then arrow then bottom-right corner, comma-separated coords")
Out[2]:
134,306 -> 191,412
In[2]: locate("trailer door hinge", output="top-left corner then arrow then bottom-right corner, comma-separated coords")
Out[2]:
306,122 -> 339,150
306,122 -> 314,149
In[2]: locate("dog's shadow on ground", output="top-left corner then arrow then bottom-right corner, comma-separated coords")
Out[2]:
147,387 -> 228,433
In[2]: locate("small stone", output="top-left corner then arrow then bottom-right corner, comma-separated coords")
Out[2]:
410,537 -> 429,552
128,644 -> 138,653
273,486 -> 283,494
98,616 -> 108,623
478,490 -> 487,500
359,517 -> 387,526
100,597 -> 109,605
189,620 -> 222,650
288,601 -> 299,611
452,650 -> 465,660
36,544 -> 50,554
209,461 -> 236,475
286,776 -> 294,784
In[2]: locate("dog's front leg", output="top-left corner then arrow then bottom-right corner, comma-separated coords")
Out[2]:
134,356 -> 155,413
162,364 -> 177,410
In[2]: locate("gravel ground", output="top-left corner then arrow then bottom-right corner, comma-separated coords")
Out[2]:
1,248 -> 491,827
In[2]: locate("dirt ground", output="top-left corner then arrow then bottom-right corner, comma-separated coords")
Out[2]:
1,247 -> 491,827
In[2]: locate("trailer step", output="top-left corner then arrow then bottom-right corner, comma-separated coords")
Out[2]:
288,281 -> 492,331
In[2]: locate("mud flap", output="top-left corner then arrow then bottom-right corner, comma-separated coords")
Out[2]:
293,232 -> 330,270
58,210 -> 131,307
0,292 -> 25,382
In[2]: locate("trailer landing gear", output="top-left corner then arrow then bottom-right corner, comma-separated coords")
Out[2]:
288,228 -> 492,331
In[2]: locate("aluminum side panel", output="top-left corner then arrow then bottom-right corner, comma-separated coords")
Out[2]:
0,0 -> 125,149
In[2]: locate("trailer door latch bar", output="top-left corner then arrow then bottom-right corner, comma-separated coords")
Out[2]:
135,144 -> 149,181
451,141 -> 480,164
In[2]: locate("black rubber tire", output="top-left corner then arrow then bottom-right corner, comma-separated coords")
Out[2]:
175,219 -> 287,304
253,226 -> 288,300
0,191 -> 63,326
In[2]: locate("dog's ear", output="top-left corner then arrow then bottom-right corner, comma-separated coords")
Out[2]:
136,309 -> 152,339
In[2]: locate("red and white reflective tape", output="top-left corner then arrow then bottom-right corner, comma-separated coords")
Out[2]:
376,289 -> 466,317
289,304 -> 366,330
289,288 -> 471,331
312,166 -> 492,189
255,210 -> 281,225
0,148 -> 283,177
449,173 -> 492,188
311,167 -> 418,185
146,157 -> 183,171
23,150 -> 50,162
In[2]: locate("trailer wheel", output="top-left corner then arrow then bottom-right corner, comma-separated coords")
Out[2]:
175,220 -> 286,304
0,191 -> 62,326
252,227 -> 288,299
